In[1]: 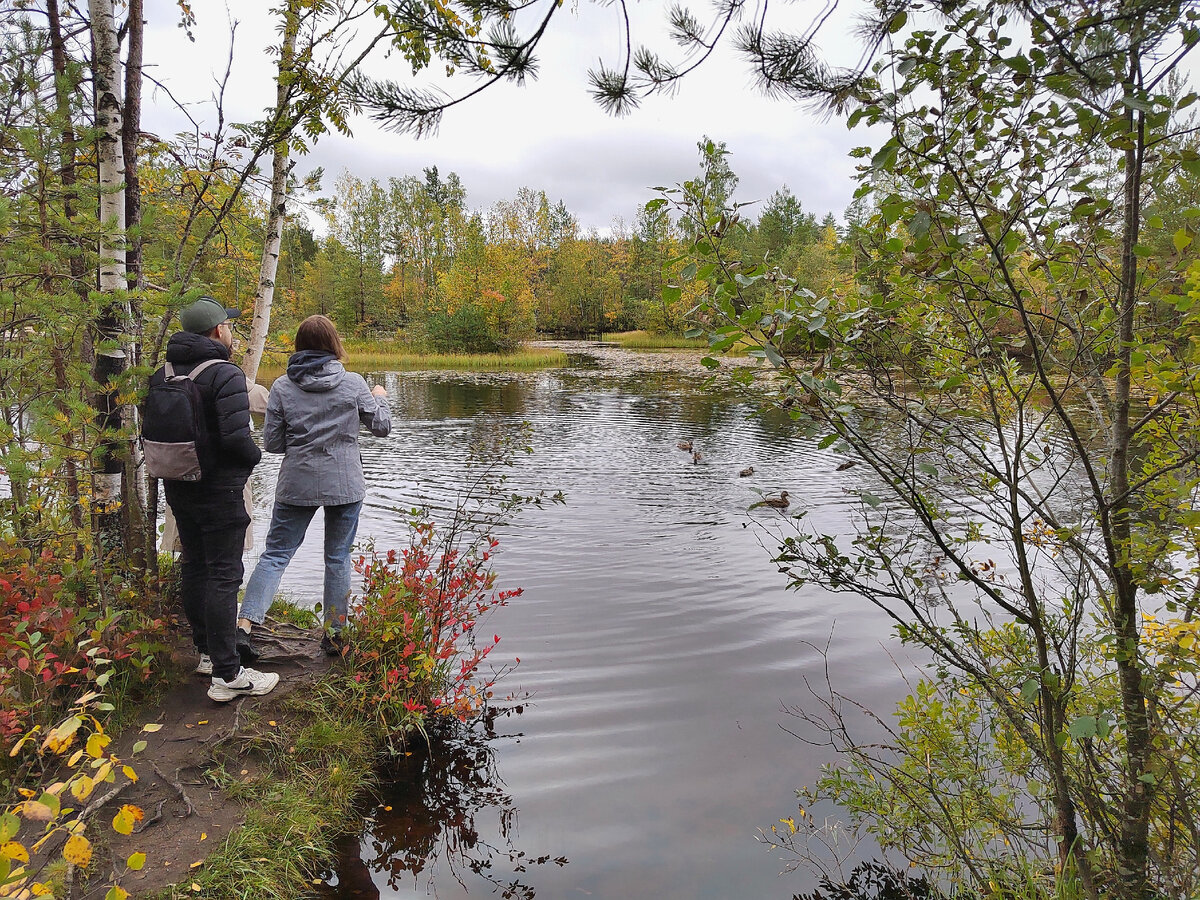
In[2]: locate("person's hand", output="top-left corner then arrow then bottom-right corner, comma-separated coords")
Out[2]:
371,385 -> 387,398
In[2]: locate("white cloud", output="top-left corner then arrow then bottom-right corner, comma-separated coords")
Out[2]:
141,0 -> 882,232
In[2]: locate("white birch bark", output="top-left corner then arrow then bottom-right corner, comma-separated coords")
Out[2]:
89,0 -> 129,508
241,5 -> 299,384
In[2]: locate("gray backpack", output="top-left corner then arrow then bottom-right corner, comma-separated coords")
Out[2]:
142,359 -> 224,481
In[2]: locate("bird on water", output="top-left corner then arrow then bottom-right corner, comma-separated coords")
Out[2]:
750,491 -> 790,510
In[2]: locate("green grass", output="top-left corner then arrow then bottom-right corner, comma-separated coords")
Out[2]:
166,694 -> 379,900
602,330 -> 709,349
267,597 -> 319,630
347,346 -> 567,371
257,343 -> 567,377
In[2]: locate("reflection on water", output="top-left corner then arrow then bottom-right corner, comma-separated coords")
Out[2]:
314,710 -> 566,900
246,341 -> 913,899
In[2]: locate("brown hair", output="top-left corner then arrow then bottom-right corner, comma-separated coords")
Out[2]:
294,315 -> 345,359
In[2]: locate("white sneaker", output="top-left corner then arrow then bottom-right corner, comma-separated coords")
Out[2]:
207,667 -> 280,702
195,653 -> 213,676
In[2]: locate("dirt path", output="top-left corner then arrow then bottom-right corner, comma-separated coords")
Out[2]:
77,622 -> 334,899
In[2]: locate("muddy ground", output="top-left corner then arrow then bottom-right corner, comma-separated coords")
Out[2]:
74,621 -> 334,899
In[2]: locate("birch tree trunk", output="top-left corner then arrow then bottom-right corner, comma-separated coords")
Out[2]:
120,0 -> 150,568
88,0 -> 130,551
241,3 -> 299,385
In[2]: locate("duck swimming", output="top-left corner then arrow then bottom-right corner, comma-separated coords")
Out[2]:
750,491 -> 790,510
739,466 -> 755,477
677,440 -> 693,452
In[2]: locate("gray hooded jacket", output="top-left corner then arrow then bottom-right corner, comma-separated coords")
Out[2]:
263,351 -> 392,505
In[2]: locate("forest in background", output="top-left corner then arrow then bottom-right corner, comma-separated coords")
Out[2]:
177,143 -> 851,354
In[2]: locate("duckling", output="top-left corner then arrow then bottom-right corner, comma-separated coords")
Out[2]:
750,491 -> 790,510
677,440 -> 693,452
692,450 -> 705,464
739,466 -> 755,477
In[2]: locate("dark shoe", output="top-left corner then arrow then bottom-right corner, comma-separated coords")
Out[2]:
320,632 -> 344,657
236,629 -> 261,665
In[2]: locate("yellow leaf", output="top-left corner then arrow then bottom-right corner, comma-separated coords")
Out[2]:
111,805 -> 143,836
126,852 -> 146,871
70,776 -> 95,802
199,833 -> 207,841
122,766 -> 137,783
30,883 -> 53,896
190,860 -> 203,869
63,834 -> 93,868
2,842 -> 30,863
9,732 -> 38,758
141,724 -> 163,733
190,883 -> 201,892
105,886 -> 130,900
86,733 -> 109,759
196,720 -> 208,726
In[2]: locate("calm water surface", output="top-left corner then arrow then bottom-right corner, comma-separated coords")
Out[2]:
246,342 -> 914,899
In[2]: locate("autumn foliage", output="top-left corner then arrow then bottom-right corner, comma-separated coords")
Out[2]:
342,520 -> 521,749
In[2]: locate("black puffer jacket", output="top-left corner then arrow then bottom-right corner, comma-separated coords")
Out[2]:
149,332 -> 262,487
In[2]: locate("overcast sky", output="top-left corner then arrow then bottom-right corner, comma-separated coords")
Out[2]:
141,1 -> 881,234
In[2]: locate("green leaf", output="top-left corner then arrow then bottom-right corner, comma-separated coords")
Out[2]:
1019,678 -> 1039,702
1122,93 -> 1154,113
1174,229 -> 1193,253
871,142 -> 899,173
888,10 -> 907,33
1068,715 -> 1097,740
700,356 -> 720,370
861,493 -> 882,508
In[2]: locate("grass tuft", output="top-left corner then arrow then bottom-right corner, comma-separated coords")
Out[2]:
168,695 -> 378,900
602,330 -> 708,349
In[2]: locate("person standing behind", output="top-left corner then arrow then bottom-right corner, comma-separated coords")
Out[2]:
150,296 -> 280,701
238,315 -> 392,656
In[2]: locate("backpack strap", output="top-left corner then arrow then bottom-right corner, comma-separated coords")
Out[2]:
164,358 -> 227,381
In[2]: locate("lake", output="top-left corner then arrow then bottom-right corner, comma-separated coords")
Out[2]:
246,341 -> 915,899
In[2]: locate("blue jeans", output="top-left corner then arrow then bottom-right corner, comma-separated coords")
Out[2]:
239,500 -> 362,633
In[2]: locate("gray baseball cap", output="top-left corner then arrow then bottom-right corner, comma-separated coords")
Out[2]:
180,296 -> 241,334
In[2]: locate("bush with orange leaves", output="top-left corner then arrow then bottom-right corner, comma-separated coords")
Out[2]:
341,518 -> 522,753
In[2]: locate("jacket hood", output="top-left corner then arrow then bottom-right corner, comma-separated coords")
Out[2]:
165,331 -> 232,364
286,350 -> 345,392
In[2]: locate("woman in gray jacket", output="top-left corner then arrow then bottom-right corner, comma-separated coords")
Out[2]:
238,315 -> 392,656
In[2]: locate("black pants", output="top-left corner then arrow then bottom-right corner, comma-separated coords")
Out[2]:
166,481 -> 250,681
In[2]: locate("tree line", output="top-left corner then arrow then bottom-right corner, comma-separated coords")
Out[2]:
241,148 -> 849,353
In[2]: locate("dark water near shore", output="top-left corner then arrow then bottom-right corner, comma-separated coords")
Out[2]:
246,341 -> 914,899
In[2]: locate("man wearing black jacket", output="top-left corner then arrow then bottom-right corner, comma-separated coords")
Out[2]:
150,296 -> 279,702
